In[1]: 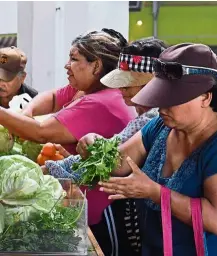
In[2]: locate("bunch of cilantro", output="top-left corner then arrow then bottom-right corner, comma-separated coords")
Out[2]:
72,137 -> 121,186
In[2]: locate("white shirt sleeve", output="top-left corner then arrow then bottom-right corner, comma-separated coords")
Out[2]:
115,114 -> 148,144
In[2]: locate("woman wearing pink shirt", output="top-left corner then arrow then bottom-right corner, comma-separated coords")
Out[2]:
0,29 -> 136,253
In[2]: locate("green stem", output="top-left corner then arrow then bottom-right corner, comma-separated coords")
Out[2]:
1,224 -> 12,241
70,190 -> 86,225
78,159 -> 101,169
48,194 -> 63,214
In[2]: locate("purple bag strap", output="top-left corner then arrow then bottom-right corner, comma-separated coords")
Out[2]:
161,186 -> 173,256
191,198 -> 205,256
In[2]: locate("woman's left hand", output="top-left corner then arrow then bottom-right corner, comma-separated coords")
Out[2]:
54,144 -> 70,158
41,165 -> 49,174
99,156 -> 160,200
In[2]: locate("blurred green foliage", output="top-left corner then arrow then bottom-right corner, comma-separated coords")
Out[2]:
129,2 -> 217,45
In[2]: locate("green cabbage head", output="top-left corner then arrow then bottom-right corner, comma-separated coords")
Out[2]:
22,140 -> 43,162
0,203 -> 4,233
0,155 -> 65,230
0,125 -> 14,153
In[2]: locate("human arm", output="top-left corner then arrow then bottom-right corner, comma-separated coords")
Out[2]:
0,91 -> 86,143
100,158 -> 217,235
115,131 -> 147,176
163,175 -> 217,235
0,107 -> 77,143
41,144 -> 72,174
0,96 -> 117,144
115,114 -> 150,144
43,154 -> 82,181
22,85 -> 78,117
77,130 -> 147,177
77,114 -> 150,151
77,117 -> 162,176
22,89 -> 61,117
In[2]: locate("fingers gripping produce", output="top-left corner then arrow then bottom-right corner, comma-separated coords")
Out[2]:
72,137 -> 121,186
37,143 -> 64,166
41,142 -> 56,157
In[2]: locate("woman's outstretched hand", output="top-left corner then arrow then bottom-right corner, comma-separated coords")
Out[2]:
99,156 -> 161,200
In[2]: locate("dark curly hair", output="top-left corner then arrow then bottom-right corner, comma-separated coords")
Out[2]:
101,28 -> 128,48
207,84 -> 217,112
71,29 -> 128,77
122,37 -> 167,58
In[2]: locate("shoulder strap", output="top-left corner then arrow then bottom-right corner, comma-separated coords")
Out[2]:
191,198 -> 205,256
161,186 -> 173,256
161,187 -> 205,256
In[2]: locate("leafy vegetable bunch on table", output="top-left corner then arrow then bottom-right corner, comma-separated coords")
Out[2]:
0,154 -> 83,252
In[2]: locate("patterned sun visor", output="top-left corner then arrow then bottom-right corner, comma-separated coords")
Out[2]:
118,53 -> 154,73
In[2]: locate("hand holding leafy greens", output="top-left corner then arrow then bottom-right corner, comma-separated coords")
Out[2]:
72,137 -> 121,186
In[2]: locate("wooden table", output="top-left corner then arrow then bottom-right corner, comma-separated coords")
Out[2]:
87,227 -> 104,256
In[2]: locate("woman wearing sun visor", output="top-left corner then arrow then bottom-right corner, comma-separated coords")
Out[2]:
79,43 -> 217,255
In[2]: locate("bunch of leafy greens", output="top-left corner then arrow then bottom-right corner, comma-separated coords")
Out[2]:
0,204 -> 82,252
0,125 -> 14,153
72,137 -> 121,186
0,129 -> 42,163
0,155 -> 84,253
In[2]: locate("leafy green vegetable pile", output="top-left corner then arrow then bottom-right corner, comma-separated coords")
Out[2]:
0,126 -> 42,162
0,155 -> 85,253
72,137 -> 121,186
0,205 -> 82,252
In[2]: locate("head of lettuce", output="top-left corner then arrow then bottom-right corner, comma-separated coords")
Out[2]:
0,125 -> 14,153
0,154 -> 65,232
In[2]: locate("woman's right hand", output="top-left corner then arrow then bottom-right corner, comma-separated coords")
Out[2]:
54,144 -> 71,158
76,133 -> 103,159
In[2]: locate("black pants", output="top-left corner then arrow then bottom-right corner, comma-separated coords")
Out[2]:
90,200 -> 141,256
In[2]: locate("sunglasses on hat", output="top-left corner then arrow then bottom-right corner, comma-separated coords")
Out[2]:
153,59 -> 217,80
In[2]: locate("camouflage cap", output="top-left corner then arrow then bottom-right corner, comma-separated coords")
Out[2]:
0,46 -> 27,82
